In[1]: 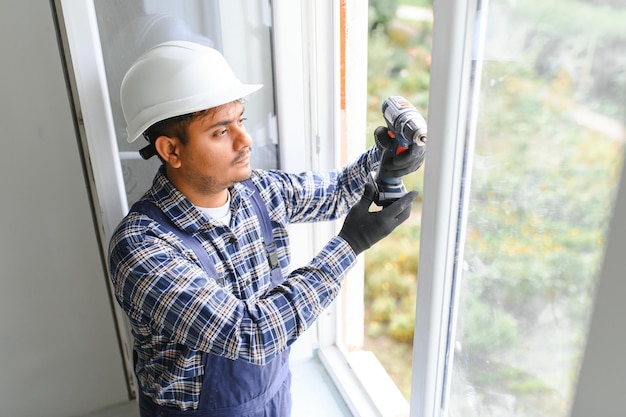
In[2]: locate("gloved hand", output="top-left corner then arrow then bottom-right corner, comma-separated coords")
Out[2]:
374,126 -> 426,179
339,182 -> 418,255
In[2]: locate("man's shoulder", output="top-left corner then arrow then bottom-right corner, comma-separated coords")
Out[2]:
110,206 -> 156,248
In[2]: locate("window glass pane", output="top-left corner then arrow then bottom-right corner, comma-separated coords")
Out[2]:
363,0 -> 433,399
448,1 -> 626,415
93,0 -> 277,205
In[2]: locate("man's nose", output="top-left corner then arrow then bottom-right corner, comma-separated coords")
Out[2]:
234,125 -> 252,149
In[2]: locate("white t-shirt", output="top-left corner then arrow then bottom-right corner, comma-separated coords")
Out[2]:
196,192 -> 231,225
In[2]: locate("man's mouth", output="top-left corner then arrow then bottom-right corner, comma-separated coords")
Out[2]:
233,149 -> 251,165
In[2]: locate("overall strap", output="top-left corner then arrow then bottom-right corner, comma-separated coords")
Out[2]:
130,200 -> 219,278
242,179 -> 280,272
130,179 -> 280,281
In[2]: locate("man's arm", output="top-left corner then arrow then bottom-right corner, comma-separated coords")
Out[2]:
257,146 -> 382,224
109,215 -> 356,365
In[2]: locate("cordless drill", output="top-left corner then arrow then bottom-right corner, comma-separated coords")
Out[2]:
371,96 -> 428,207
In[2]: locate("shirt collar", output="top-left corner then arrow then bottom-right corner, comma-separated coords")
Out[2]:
144,166 -> 255,234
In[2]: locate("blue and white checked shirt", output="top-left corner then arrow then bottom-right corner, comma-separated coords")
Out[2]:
108,146 -> 381,409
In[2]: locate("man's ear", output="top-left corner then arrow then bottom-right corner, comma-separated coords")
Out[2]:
154,136 -> 182,168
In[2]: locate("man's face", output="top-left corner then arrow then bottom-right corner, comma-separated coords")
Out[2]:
167,100 -> 252,201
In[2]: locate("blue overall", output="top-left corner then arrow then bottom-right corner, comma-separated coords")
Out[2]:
131,180 -> 291,417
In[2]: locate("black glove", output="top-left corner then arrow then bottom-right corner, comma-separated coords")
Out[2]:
374,126 -> 426,179
339,183 -> 418,255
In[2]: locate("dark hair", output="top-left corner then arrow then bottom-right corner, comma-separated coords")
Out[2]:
139,110 -> 209,161
145,110 -> 209,145
139,99 -> 244,161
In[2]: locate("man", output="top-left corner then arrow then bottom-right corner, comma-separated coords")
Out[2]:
109,40 -> 424,417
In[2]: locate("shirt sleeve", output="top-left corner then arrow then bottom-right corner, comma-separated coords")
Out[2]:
260,146 -> 381,224
108,213 -> 357,366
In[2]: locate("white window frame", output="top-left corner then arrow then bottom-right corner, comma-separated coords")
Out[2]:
283,0 -> 491,416
277,0 -> 486,415
273,2 -> 408,416
411,1 -> 485,416
270,0 -> 340,366
54,0 -> 135,389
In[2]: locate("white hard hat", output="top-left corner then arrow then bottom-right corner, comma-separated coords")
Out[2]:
120,40 -> 262,143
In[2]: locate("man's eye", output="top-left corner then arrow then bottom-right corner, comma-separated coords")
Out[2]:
238,117 -> 247,126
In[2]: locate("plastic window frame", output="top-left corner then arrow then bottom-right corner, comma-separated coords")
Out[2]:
276,1 -> 485,416
410,0 -> 485,415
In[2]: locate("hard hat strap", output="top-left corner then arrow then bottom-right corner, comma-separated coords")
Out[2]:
139,143 -> 158,160
139,130 -> 157,160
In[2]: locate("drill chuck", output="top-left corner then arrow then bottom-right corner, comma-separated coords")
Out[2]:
382,96 -> 428,152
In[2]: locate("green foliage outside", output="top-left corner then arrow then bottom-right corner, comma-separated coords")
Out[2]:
364,0 -> 626,407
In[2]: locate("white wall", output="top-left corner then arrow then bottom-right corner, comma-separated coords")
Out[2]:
0,2 -> 128,416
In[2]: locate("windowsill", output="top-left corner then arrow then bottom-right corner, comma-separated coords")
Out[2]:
291,355 -> 353,416
311,346 -> 410,417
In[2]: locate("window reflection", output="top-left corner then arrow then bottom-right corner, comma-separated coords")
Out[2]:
449,1 -> 626,415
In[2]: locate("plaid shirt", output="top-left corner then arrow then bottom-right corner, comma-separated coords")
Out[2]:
108,146 -> 381,409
